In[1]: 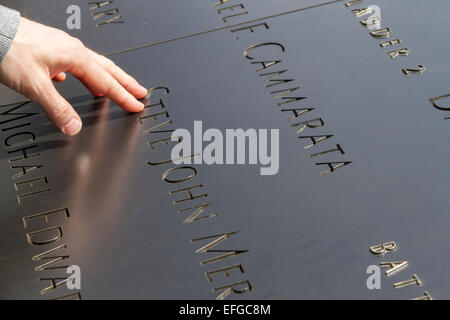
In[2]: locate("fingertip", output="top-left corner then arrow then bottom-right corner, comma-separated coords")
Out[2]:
117,96 -> 145,113
52,72 -> 67,82
127,83 -> 148,100
120,92 -> 145,113
131,100 -> 145,113
62,117 -> 83,136
135,85 -> 148,99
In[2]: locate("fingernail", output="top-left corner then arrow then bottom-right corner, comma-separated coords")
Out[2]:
62,118 -> 82,136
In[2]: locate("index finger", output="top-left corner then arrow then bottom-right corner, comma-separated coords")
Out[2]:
88,49 -> 148,100
69,52 -> 144,113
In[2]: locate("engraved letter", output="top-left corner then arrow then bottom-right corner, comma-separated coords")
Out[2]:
315,161 -> 352,176
394,274 -> 422,289
380,261 -> 408,276
429,94 -> 450,111
170,184 -> 207,204
162,166 -> 197,184
4,132 -> 36,147
26,226 -> 63,246
0,101 -> 37,126
231,23 -> 269,34
213,280 -> 252,300
244,43 -> 285,60
370,241 -> 397,255
205,264 -> 245,282
291,118 -> 325,135
370,27 -> 391,39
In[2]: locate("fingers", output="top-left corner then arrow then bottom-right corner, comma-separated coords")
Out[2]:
70,53 -> 145,113
53,72 -> 104,97
52,72 -> 67,82
83,83 -> 105,97
32,78 -> 82,136
88,49 -> 148,99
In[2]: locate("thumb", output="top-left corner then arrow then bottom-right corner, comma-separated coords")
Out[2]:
33,79 -> 82,136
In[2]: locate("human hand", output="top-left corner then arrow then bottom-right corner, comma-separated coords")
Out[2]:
0,17 -> 147,136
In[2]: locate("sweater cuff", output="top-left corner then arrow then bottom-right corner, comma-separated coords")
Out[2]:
0,5 -> 20,64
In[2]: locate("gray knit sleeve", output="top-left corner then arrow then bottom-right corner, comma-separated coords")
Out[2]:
0,5 -> 20,64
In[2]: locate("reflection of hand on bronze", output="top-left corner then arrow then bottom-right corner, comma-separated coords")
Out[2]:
0,11 -> 147,136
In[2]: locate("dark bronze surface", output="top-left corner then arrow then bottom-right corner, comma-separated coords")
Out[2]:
0,0 -> 449,299
0,0 -> 334,54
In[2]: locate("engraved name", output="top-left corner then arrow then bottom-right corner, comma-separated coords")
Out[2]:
369,240 -> 432,300
138,87 -> 252,300
344,0 -> 425,75
0,101 -> 81,300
